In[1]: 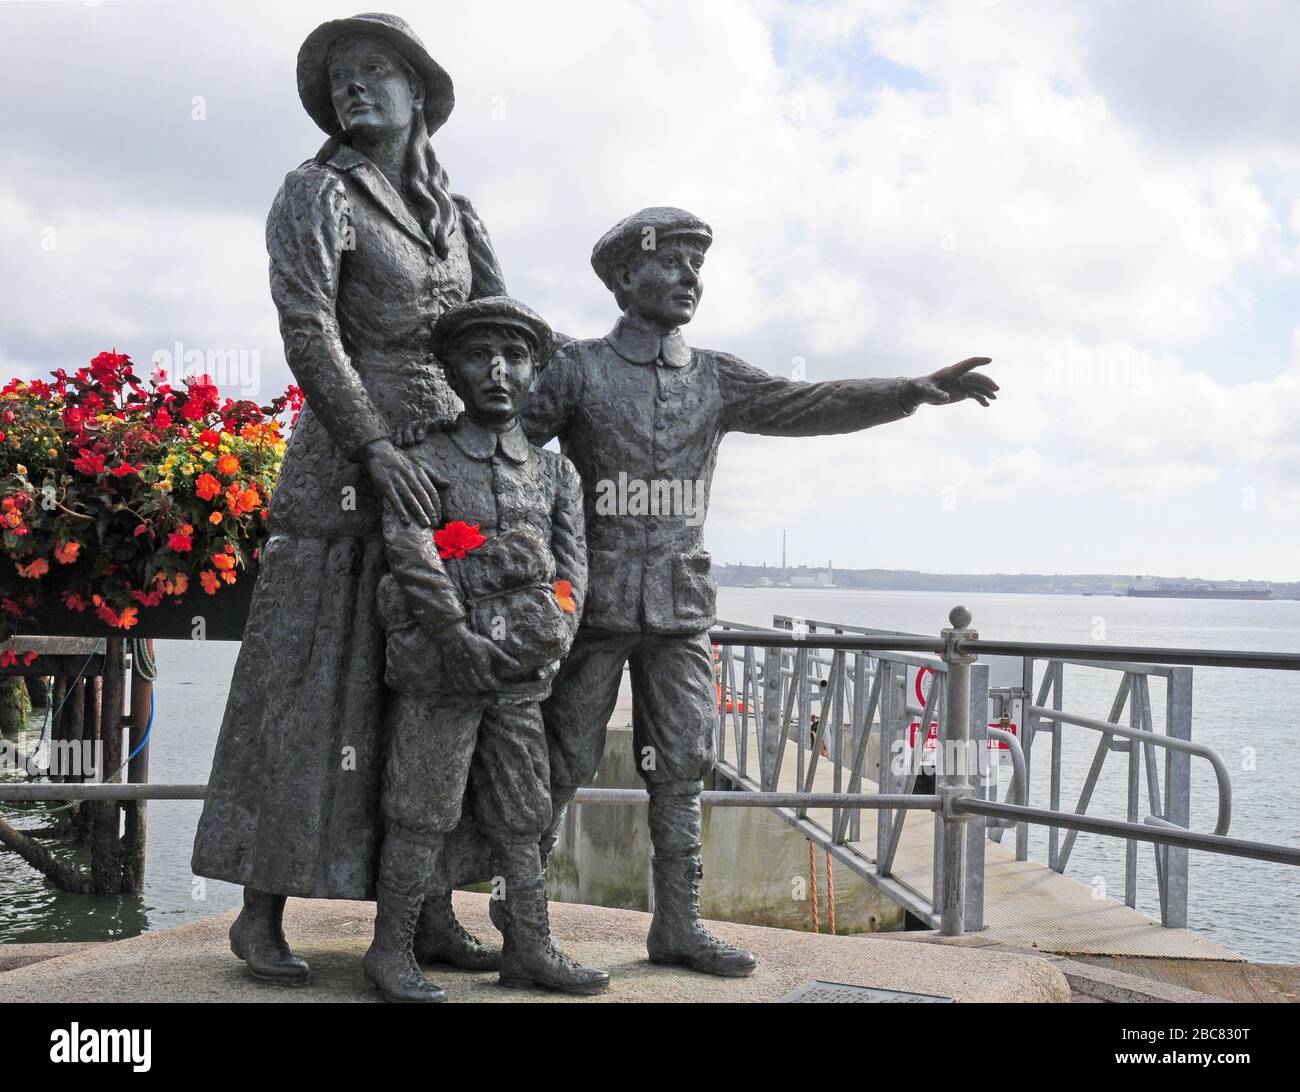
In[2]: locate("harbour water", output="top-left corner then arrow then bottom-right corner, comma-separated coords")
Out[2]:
1,588 -> 1296,962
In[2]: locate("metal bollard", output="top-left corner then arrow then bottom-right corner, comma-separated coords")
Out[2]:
939,605 -> 977,936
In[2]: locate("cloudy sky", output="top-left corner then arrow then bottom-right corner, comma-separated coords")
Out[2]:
2,0 -> 1298,580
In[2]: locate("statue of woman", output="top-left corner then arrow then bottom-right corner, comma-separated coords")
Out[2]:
192,13 -> 503,985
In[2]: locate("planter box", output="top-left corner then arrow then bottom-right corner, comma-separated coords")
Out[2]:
7,567 -> 256,642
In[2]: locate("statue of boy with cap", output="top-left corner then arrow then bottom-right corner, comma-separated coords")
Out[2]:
519,207 -> 998,978
367,295 -> 609,1001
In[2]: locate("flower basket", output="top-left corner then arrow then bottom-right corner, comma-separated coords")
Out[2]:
0,350 -> 299,645
6,559 -> 256,641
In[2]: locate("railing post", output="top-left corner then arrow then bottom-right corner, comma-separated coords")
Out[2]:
939,606 -> 977,936
1164,666 -> 1193,928
760,646 -> 782,791
964,661 -> 989,931
1017,655 -> 1034,860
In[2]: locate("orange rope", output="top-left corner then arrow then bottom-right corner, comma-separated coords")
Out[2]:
807,839 -> 820,933
826,851 -> 837,935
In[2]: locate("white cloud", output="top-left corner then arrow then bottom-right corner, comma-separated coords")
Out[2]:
2,0 -> 1298,578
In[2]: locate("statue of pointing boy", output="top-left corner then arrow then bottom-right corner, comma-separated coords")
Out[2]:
516,207 -> 998,978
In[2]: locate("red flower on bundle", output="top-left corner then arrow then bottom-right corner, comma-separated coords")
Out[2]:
433,520 -> 486,560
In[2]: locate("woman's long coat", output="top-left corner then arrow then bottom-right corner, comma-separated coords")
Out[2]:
191,142 -> 504,898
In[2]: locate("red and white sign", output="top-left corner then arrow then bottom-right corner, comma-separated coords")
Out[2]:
906,720 -> 1018,752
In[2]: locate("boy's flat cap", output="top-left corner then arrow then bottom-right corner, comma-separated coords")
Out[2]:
431,296 -> 554,363
590,207 -> 712,289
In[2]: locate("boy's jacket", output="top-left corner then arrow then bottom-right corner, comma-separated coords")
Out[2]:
378,415 -> 586,700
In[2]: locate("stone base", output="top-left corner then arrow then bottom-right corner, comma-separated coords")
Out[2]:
0,892 -> 1069,1003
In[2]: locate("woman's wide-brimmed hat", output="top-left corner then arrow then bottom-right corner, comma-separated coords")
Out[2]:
296,12 -> 455,137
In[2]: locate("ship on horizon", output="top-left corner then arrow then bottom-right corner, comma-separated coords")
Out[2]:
1127,576 -> 1273,601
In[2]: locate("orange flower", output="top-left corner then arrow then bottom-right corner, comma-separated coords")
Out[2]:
225,483 -> 261,517
554,579 -> 576,614
16,558 -> 49,579
53,541 -> 81,565
209,510 -> 223,524
200,570 -> 220,595
221,571 -> 237,585
195,472 -> 221,501
114,606 -> 139,630
216,453 -> 240,477
211,553 -> 236,572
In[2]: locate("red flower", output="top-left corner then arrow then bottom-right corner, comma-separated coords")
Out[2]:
62,592 -> 87,612
154,408 -> 172,429
433,520 -> 486,560
71,449 -> 106,476
167,524 -> 194,553
180,376 -> 220,421
554,579 -> 577,614
108,462 -> 140,478
22,651 -> 37,667
0,650 -> 15,668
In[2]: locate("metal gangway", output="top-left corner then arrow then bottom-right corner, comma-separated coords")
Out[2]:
706,608 -> 1300,958
2,606 -> 1297,959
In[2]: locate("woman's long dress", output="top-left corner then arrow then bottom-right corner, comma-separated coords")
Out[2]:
191,142 -> 505,898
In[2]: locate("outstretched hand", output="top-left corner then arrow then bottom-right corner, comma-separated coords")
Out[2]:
910,357 -> 999,408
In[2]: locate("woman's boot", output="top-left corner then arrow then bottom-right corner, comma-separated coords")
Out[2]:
497,842 -> 609,995
229,887 -> 311,985
413,889 -> 500,971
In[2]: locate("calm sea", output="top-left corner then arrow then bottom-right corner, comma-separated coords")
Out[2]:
1,588 -> 1296,963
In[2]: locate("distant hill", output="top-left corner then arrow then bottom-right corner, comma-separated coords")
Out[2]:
714,564 -> 1298,600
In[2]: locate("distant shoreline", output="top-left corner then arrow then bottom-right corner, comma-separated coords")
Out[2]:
714,565 -> 1299,601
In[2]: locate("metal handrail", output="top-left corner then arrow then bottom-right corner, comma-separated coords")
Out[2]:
985,726 -> 1025,827
1026,702 -> 1233,835
2,782 -> 1294,867
709,628 -> 1300,671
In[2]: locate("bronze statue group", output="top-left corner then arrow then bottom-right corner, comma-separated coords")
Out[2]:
191,13 -> 998,1003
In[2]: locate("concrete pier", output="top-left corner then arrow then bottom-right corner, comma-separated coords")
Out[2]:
0,892 -> 1070,1003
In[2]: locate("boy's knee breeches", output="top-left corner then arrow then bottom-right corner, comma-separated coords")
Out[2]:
382,692 -> 553,843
